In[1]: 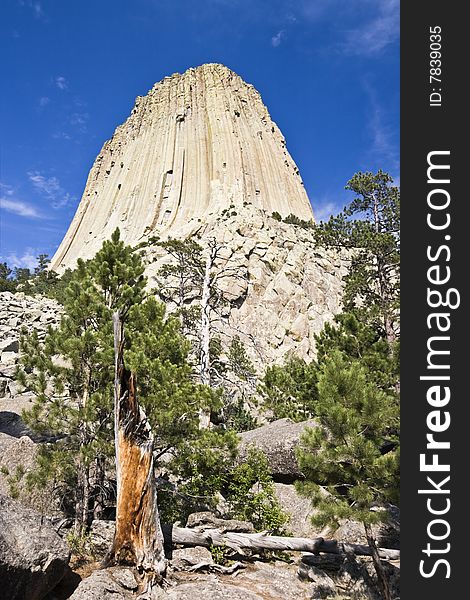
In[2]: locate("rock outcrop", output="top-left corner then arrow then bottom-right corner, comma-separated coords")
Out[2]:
238,418 -> 317,481
0,493 -> 70,600
51,63 -> 314,271
0,291 -> 61,401
45,64 -> 348,367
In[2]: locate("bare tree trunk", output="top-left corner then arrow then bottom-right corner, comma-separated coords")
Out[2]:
198,241 -> 217,428
161,524 -> 400,561
92,454 -> 106,520
74,462 -> 90,535
364,522 -> 392,600
107,311 -> 167,589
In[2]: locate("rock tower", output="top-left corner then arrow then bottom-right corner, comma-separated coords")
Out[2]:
51,63 -> 314,271
49,64 -> 346,366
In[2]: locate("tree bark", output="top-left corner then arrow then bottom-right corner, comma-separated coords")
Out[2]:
106,311 -> 167,588
364,522 -> 392,600
198,241 -> 217,428
161,524 -> 400,561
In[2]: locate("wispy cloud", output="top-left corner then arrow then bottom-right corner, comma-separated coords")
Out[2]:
69,112 -> 89,133
28,171 -> 74,209
0,197 -> 42,218
55,76 -> 68,91
313,198 -> 343,222
38,96 -> 50,108
342,0 -> 399,56
271,30 -> 285,47
4,248 -> 39,271
18,0 -> 45,20
363,80 -> 399,172
52,131 -> 72,141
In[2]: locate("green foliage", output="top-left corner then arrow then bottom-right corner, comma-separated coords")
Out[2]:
315,312 -> 399,394
223,396 -> 258,432
283,213 -> 314,229
260,356 -> 318,421
271,211 -> 282,221
0,262 -> 16,292
65,530 -> 96,560
314,170 -> 400,342
295,351 -> 399,530
226,448 -> 288,534
6,464 -> 26,499
17,228 -> 223,528
209,544 -> 234,566
227,336 -> 256,381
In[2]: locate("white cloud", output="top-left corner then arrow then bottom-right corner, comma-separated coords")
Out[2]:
0,197 -> 41,218
363,81 -> 399,172
55,76 -> 68,90
342,0 -> 399,56
70,112 -> 89,126
28,171 -> 73,209
52,131 -> 72,141
271,30 -> 285,47
5,248 -> 39,271
313,199 -> 343,222
18,1 -> 45,20
38,96 -> 50,107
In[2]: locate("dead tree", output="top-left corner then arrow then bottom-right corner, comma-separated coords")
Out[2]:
162,525 -> 400,561
107,311 -> 167,589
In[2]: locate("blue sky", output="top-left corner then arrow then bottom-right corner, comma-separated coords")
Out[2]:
0,0 -> 399,270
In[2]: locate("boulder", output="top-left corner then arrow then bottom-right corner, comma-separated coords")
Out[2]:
0,493 -> 70,600
238,418 -> 317,481
297,564 -> 337,599
273,482 -> 324,538
67,568 -> 137,600
166,580 -> 262,600
170,546 -> 213,570
88,519 -> 115,558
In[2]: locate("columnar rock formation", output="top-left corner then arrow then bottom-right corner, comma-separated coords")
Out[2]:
51,63 -> 313,271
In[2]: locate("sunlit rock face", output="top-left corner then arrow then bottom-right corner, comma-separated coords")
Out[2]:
51,63 -> 314,271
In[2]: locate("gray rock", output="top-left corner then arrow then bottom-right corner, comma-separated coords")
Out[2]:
238,418 -> 317,480
0,338 -> 19,353
186,512 -> 254,533
67,569 -> 134,600
0,493 -> 70,600
273,482 -> 324,538
298,563 -> 337,599
166,579 -> 264,600
88,519 -> 115,558
171,546 -> 213,570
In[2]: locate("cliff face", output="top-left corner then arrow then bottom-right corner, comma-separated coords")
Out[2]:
49,63 -> 346,367
51,63 -> 313,271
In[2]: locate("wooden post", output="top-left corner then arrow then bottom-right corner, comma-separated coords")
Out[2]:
106,311 -> 167,589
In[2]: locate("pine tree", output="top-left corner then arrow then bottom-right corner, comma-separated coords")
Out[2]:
16,229 -> 231,532
17,230 -> 146,531
0,262 -> 15,292
156,236 -> 252,427
315,311 -> 399,395
259,355 -> 318,422
295,352 -> 398,600
315,170 -> 400,344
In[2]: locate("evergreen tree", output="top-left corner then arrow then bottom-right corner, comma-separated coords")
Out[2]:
156,236 -> 253,427
156,238 -> 204,337
315,311 -> 399,395
0,262 -> 15,292
315,170 -> 400,344
259,355 -> 318,422
16,229 -> 233,532
17,230 -> 146,531
295,351 -> 399,600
